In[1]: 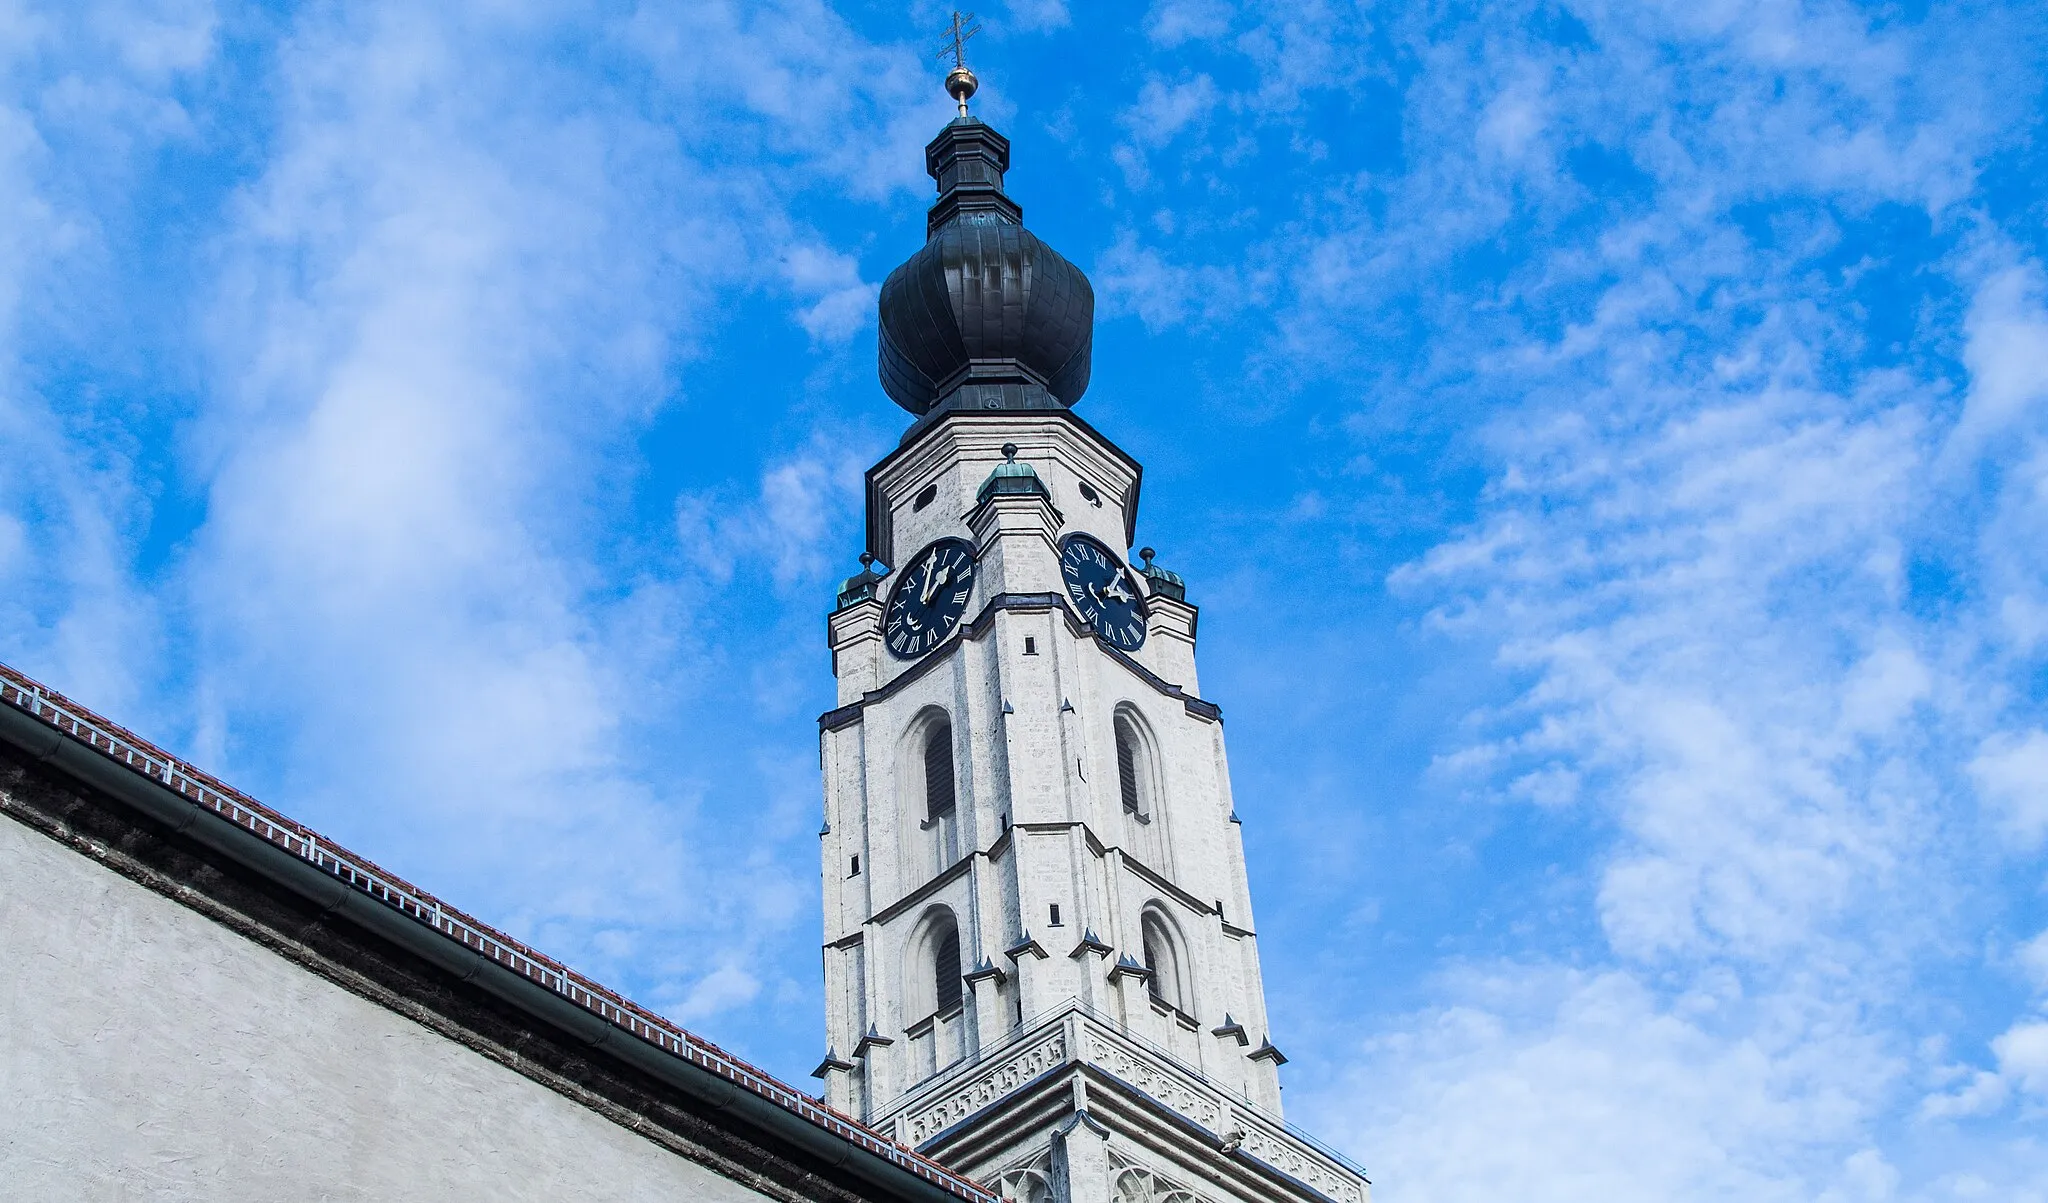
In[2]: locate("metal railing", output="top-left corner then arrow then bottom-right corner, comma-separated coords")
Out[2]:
0,661 -> 997,1203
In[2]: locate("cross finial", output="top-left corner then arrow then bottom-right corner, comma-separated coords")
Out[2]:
933,11 -> 982,116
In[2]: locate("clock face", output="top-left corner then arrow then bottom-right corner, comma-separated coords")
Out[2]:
1060,533 -> 1147,652
885,538 -> 979,660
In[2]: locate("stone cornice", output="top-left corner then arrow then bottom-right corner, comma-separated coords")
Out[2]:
868,853 -> 976,927
1119,847 -> 1245,933
818,592 -> 1220,733
865,409 -> 1144,564
873,1004 -> 1371,1203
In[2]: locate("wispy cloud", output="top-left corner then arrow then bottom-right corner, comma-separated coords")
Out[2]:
5,3 -> 2048,1192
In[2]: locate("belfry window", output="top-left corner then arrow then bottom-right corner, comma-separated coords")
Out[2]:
925,724 -> 956,822
1116,719 -> 1142,815
911,713 -> 962,878
908,909 -> 967,1079
934,925 -> 962,1013
1143,925 -> 1165,1002
1114,706 -> 1169,872
1141,910 -> 1185,1012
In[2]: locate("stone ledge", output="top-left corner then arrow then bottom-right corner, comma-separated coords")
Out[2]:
872,1003 -> 1369,1203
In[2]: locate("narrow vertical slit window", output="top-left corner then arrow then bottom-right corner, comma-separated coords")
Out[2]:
1049,904 -> 1061,927
934,927 -> 962,1013
1143,924 -> 1165,1003
1024,636 -> 1037,655
849,855 -> 861,876
925,725 -> 956,821
1116,718 -> 1141,815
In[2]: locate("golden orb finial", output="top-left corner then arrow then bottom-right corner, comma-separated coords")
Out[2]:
946,65 -> 979,113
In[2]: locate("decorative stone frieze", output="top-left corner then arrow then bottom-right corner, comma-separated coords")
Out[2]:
1234,1121 -> 1369,1203
1079,1024 -> 1227,1131
903,1028 -> 1070,1145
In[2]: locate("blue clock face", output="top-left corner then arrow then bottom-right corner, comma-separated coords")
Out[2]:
885,538 -> 979,660
1060,533 -> 1147,651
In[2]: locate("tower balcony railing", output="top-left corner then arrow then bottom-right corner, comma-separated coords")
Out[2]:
875,996 -> 1369,1201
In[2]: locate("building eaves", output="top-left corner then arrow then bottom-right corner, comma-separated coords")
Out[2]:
0,660 -> 995,1203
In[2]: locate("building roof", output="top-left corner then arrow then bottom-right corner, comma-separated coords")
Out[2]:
876,117 -> 1094,419
0,658 -> 995,1203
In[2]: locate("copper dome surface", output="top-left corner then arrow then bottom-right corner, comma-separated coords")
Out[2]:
876,118 -> 1094,417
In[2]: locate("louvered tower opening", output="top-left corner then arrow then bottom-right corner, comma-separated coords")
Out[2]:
934,926 -> 962,1013
925,725 -> 956,820
1116,718 -> 1141,814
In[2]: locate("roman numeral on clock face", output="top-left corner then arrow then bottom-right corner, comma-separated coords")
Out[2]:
1057,532 -> 1148,653
882,537 -> 980,662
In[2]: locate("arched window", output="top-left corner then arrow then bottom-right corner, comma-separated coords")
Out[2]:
1114,705 -> 1169,872
1141,909 -> 1187,1013
906,907 -> 967,1080
925,722 -> 956,822
903,710 -> 962,879
1116,717 -> 1142,816
934,924 -> 962,1013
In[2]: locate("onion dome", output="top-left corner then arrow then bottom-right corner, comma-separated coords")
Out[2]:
877,117 -> 1094,420
1137,547 -> 1185,601
976,442 -> 1049,505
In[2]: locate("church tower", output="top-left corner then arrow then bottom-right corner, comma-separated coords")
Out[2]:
814,59 -> 1370,1203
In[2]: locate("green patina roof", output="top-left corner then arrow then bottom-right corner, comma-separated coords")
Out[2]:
1138,549 -> 1187,601
976,446 -> 1048,505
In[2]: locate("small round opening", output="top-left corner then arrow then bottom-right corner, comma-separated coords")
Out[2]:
1077,481 -> 1102,506
913,482 -> 939,512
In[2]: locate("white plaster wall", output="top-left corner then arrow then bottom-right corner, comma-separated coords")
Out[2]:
0,818 -> 777,1203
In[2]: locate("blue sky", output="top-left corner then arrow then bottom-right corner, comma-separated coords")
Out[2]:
3,0 -> 2047,1197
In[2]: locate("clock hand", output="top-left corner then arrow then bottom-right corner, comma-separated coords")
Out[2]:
920,556 -> 952,605
916,549 -> 942,604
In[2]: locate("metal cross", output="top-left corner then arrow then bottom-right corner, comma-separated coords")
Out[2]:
934,10 -> 980,69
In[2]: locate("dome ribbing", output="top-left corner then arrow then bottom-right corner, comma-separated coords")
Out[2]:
877,118 -> 1094,418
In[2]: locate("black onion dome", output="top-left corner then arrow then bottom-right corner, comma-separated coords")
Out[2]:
877,118 -> 1093,417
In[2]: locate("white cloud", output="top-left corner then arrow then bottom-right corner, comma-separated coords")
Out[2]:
2018,929 -> 2048,995
780,242 -> 877,343
1918,1068 -> 2006,1121
678,437 -> 870,592
1951,264 -> 2048,452
1145,0 -> 1232,47
1969,731 -> 2048,851
0,0 -> 217,717
1094,228 -> 1257,332
676,963 -> 762,1024
1993,1020 -> 2048,1097
1403,379 -> 1932,965
156,1 -> 904,1031
1121,74 -> 1221,150
1312,968 -> 1898,1202
1004,0 -> 1071,34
